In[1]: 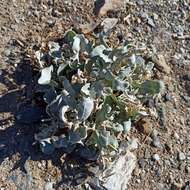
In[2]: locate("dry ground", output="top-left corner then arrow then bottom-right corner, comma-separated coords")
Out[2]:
0,0 -> 189,189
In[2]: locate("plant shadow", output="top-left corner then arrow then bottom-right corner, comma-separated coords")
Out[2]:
0,41 -> 97,189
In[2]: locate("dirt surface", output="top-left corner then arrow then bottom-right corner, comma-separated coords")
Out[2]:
0,0 -> 190,190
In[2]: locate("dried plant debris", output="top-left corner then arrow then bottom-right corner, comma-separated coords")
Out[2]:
34,29 -> 164,160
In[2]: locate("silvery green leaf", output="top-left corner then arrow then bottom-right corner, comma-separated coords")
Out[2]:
74,145 -> 99,161
98,130 -> 110,148
139,80 -> 165,96
96,104 -> 112,123
76,126 -> 88,139
68,131 -> 83,144
35,125 -> 56,141
104,70 -> 115,81
48,41 -> 61,59
78,34 -> 92,53
40,138 -> 55,155
91,45 -> 112,63
43,89 -> 57,104
108,135 -> 119,150
77,97 -> 94,121
57,63 -> 68,76
53,135 -> 76,153
61,76 -> 76,96
35,50 -> 45,68
123,120 -> 131,134
61,94 -> 77,109
46,94 -> 63,118
60,105 -> 72,127
119,67 -> 132,79
64,30 -> 76,45
72,35 -> 81,53
108,48 -> 123,60
46,94 -> 75,118
112,123 -> 124,132
112,78 -> 129,92
90,81 -> 103,98
81,83 -> 91,96
145,62 -> 154,72
122,46 -> 128,54
38,65 -> 53,85
135,56 -> 145,66
71,36 -> 82,63
72,83 -> 83,94
101,18 -> 118,33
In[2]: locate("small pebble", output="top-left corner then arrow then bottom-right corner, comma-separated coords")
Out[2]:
174,132 -> 180,140
152,154 -> 160,161
165,143 -> 172,153
52,9 -> 62,17
44,182 -> 54,190
164,93 -> 172,101
136,0 -> 144,5
157,183 -> 166,190
47,19 -> 56,27
185,165 -> 190,174
179,163 -> 185,171
147,17 -> 155,27
178,152 -> 186,161
164,160 -> 171,167
183,74 -> 190,81
153,13 -> 159,20
152,136 -> 161,148
151,129 -> 159,138
144,149 -> 151,159
138,158 -> 146,168
171,182 -> 183,190
4,49 -> 11,57
140,12 -> 148,19
130,138 -> 139,150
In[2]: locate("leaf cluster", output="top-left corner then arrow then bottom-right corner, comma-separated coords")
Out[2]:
35,30 -> 164,159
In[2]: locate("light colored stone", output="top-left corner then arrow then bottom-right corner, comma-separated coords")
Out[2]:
174,132 -> 180,140
178,152 -> 186,161
100,150 -> 136,190
44,182 -> 54,190
152,154 -> 160,161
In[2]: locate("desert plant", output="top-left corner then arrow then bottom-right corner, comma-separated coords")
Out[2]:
34,30 -> 164,160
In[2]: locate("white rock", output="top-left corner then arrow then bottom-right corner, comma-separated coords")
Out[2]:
44,182 -> 54,190
152,154 -> 160,161
100,150 -> 136,190
174,132 -> 180,140
178,152 -> 186,161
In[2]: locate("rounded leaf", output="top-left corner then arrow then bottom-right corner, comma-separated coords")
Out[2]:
38,65 -> 53,85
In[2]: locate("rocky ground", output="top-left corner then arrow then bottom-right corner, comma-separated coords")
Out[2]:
0,0 -> 190,190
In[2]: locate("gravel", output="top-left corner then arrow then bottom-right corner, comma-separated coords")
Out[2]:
0,0 -> 190,190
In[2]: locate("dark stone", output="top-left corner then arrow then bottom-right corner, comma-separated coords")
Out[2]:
164,93 -> 172,102
138,158 -> 146,168
183,74 -> 190,81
